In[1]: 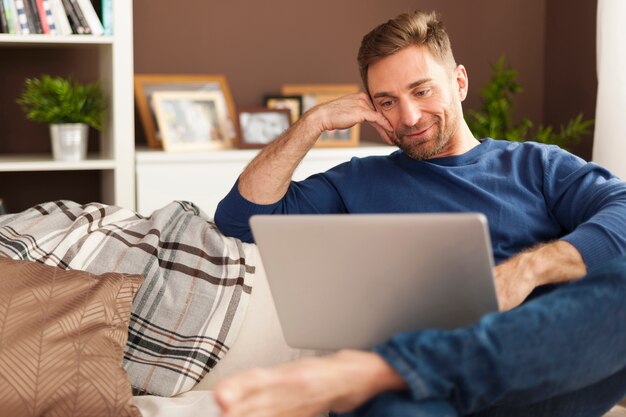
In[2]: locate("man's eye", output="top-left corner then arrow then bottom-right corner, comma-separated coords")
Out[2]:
415,89 -> 430,97
380,100 -> 394,109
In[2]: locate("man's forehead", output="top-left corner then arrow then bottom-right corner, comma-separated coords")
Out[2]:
368,46 -> 440,95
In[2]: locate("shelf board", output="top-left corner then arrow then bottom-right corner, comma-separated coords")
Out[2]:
0,34 -> 114,46
0,154 -> 116,172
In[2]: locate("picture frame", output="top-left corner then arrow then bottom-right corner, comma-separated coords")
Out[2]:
151,91 -> 230,152
134,74 -> 237,149
263,95 -> 303,123
236,107 -> 292,149
280,84 -> 361,147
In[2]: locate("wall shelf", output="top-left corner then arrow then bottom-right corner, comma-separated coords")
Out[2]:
0,154 -> 116,172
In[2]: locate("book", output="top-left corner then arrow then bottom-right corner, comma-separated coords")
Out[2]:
0,0 -> 9,33
3,0 -> 17,33
101,0 -> 110,34
60,0 -> 83,33
49,0 -> 70,34
35,0 -> 49,33
7,0 -> 21,33
76,0 -> 101,35
13,0 -> 30,34
23,0 -> 43,33
41,0 -> 56,34
67,0 -> 90,34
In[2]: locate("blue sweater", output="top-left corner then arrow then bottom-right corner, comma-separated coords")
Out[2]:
215,139 -> 626,268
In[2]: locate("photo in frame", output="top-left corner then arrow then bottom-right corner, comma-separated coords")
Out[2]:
134,74 -> 237,149
236,107 -> 292,149
281,84 -> 361,147
151,91 -> 230,151
263,95 -> 303,123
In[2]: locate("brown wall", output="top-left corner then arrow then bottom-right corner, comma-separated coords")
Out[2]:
133,0 -> 550,145
0,0 -> 597,211
544,0 -> 597,160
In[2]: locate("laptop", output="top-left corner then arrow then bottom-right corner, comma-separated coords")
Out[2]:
249,213 -> 499,350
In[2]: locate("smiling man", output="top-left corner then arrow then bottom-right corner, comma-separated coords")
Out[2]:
213,10 -> 626,417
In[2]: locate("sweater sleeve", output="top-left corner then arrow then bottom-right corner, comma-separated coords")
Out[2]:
214,163 -> 352,242
541,146 -> 626,269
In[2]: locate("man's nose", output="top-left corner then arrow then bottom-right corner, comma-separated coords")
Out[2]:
399,101 -> 422,127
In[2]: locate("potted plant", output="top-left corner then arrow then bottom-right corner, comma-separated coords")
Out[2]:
466,56 -> 593,150
17,75 -> 106,161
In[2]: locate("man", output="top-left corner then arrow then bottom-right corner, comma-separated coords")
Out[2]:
213,10 -> 626,417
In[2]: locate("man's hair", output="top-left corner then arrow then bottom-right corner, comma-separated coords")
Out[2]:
357,10 -> 457,92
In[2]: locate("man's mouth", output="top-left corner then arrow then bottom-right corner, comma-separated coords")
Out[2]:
400,124 -> 433,141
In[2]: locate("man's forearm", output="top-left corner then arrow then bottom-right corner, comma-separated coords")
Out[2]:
494,240 -> 587,310
238,114 -> 322,205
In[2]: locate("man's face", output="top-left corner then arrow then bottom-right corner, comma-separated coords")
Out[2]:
368,45 -> 466,160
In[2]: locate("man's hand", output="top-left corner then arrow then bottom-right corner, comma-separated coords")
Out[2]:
494,240 -> 587,311
305,92 -> 394,142
214,350 -> 407,417
238,92 -> 394,204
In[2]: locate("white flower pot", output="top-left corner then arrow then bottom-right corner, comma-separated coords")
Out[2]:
50,123 -> 89,161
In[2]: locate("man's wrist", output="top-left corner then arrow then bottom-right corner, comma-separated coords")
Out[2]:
329,350 -> 407,404
527,240 -> 587,286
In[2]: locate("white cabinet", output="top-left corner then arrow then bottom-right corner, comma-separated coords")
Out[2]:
135,145 -> 394,217
0,0 -> 135,209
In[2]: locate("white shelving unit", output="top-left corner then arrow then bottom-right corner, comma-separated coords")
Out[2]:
135,144 -> 395,217
0,0 -> 135,209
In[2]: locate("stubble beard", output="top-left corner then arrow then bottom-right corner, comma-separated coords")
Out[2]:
392,106 -> 460,161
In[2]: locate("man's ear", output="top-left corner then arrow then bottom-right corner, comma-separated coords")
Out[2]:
455,65 -> 469,102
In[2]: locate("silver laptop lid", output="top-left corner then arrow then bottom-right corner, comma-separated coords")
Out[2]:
250,213 -> 498,350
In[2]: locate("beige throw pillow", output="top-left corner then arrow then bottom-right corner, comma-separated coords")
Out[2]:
0,257 -> 143,417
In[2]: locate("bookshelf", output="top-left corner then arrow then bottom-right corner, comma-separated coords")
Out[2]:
0,0 -> 135,210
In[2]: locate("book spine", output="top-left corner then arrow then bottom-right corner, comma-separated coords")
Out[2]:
76,0 -> 101,35
24,0 -> 43,33
50,0 -> 71,34
67,0 -> 90,34
13,0 -> 30,33
8,0 -> 20,33
3,0 -> 16,33
0,1 -> 9,33
35,0 -> 49,33
60,0 -> 81,33
41,0 -> 56,34
101,0 -> 110,34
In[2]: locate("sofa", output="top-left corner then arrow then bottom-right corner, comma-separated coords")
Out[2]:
0,200 -> 624,416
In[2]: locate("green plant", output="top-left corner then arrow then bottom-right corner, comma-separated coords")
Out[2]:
17,75 -> 106,131
465,56 -> 593,150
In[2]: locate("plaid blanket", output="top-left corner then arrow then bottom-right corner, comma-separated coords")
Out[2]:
0,200 -> 255,397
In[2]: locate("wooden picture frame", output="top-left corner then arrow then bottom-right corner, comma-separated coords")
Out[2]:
236,107 -> 291,149
263,95 -> 303,123
134,74 -> 237,149
152,91 -> 230,152
281,84 -> 361,147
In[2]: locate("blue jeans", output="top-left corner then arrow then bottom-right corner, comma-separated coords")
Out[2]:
338,255 -> 626,417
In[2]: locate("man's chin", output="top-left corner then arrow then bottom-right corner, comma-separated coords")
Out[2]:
396,138 -> 448,161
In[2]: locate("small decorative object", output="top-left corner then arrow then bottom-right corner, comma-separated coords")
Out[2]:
17,75 -> 106,161
264,95 -> 303,123
151,90 -> 231,152
466,56 -> 593,150
134,74 -> 237,149
236,107 -> 292,149
281,84 -> 361,147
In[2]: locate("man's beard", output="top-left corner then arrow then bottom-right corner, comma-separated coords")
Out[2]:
392,108 -> 459,161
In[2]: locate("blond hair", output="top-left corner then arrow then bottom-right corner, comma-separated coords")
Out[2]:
357,10 -> 456,92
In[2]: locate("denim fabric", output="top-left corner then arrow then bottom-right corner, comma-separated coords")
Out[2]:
339,255 -> 626,417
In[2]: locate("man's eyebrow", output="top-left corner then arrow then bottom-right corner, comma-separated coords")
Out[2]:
371,78 -> 432,99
